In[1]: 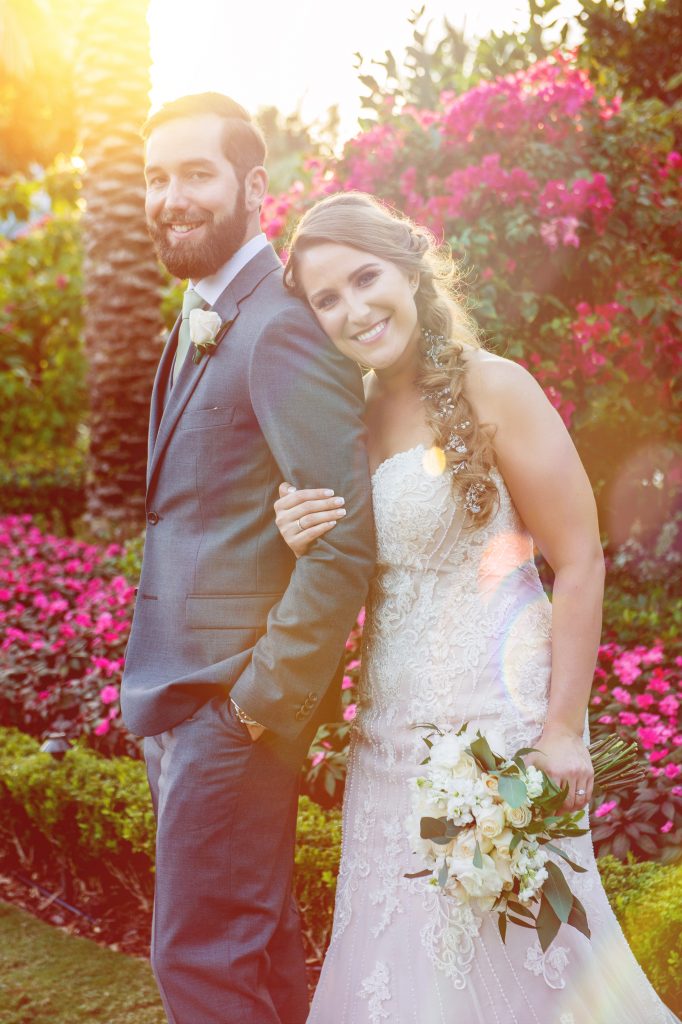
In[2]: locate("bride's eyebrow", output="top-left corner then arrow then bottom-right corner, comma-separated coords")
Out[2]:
309,263 -> 380,304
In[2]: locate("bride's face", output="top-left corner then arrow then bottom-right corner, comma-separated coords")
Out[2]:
297,242 -> 420,371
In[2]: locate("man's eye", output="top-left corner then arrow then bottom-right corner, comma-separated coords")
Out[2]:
147,176 -> 165,187
189,172 -> 209,181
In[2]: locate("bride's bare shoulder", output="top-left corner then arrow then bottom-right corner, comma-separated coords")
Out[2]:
461,347 -> 545,422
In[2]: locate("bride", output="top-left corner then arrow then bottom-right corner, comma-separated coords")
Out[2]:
273,192 -> 678,1023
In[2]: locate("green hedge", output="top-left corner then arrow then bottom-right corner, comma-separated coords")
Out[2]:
0,728 -> 339,958
1,726 -> 680,1003
0,449 -> 85,531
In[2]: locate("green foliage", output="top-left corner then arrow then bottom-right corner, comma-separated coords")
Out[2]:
0,448 -> 86,530
0,166 -> 85,458
578,0 -> 682,105
0,728 -> 341,958
599,854 -> 682,1012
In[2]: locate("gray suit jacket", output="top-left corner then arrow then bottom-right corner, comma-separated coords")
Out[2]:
121,244 -> 375,740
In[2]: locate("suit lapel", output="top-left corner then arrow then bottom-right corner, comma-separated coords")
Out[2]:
147,316 -> 180,485
146,245 -> 283,499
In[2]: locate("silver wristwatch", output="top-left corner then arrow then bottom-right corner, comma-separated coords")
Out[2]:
231,699 -> 264,730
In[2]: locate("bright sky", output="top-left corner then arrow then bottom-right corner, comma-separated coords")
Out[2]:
147,0 -> 643,144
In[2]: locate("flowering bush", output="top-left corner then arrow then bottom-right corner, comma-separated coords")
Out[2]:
0,515 -> 137,756
265,52 -> 681,509
588,639 -> 682,861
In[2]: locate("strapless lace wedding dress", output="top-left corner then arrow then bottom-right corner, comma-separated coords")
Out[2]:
307,445 -> 677,1024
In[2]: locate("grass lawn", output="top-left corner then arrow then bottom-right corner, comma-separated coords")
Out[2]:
0,901 -> 165,1024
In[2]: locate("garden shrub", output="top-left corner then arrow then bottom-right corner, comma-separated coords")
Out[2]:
599,854 -> 682,1014
0,727 -> 341,958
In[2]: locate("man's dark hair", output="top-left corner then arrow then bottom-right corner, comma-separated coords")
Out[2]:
141,92 -> 267,179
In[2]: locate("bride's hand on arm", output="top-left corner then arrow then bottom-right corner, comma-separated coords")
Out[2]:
273,483 -> 346,557
467,355 -> 604,814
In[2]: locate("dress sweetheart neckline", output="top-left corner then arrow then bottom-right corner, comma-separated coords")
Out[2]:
370,444 -> 426,483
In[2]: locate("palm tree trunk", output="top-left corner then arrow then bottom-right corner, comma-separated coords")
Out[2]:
75,0 -> 163,536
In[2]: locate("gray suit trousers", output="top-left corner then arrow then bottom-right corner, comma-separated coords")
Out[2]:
144,696 -> 313,1024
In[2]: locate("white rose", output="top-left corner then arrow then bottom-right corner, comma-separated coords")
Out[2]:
475,803 -> 506,840
189,308 -> 222,346
505,803 -> 532,829
481,772 -> 500,796
451,853 -> 504,909
491,827 -> 514,857
491,849 -> 514,890
452,752 -> 481,781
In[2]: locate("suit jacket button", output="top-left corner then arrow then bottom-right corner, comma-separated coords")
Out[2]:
147,511 -> 160,525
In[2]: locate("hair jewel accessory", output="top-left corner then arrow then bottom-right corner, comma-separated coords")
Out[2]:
464,482 -> 486,514
422,326 -> 448,367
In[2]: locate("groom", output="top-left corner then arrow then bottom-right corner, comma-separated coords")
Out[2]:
121,92 -> 375,1024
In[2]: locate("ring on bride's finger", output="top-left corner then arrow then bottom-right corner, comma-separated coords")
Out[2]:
297,518 -> 304,532
577,788 -> 586,796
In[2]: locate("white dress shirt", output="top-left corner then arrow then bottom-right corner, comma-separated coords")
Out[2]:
191,232 -> 269,307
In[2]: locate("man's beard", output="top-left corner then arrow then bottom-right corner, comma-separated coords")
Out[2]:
147,192 -> 249,280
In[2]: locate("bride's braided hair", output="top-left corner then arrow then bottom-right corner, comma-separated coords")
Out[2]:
284,191 -> 498,524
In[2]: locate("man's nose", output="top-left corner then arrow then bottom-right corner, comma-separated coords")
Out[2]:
163,178 -> 189,210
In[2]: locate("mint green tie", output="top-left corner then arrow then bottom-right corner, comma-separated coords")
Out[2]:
173,288 -> 205,384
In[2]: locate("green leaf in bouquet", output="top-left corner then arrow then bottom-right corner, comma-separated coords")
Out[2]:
404,868 -> 432,879
498,774 -> 528,809
438,861 -> 450,889
506,900 -> 536,920
473,841 -> 483,869
498,912 -> 507,943
469,735 -> 497,771
567,894 -> 591,941
543,861 -> 573,923
536,891 -> 561,953
420,816 -> 447,840
507,914 -> 537,930
545,842 -> 587,873
509,831 -> 523,853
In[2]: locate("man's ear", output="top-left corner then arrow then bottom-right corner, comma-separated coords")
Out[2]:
244,166 -> 268,212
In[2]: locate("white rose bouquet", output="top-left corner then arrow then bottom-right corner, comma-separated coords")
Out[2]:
406,724 -> 643,953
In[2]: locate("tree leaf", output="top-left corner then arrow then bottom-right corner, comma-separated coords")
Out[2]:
543,861 -> 573,923
498,774 -> 528,809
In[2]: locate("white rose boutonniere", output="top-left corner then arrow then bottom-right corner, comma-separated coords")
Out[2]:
189,308 -> 224,364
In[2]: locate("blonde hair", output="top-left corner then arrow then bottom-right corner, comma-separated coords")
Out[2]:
284,191 -> 498,524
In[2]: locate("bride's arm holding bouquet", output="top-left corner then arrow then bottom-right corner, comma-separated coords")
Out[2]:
466,352 -> 605,814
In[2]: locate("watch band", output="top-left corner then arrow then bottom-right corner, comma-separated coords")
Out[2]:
231,699 -> 264,730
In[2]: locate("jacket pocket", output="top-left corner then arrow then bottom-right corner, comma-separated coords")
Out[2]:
179,405 -> 236,431
185,593 -> 282,629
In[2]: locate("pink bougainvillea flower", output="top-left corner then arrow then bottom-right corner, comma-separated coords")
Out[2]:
343,704 -> 357,722
99,685 -> 119,705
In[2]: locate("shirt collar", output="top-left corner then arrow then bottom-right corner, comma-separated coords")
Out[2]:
190,233 -> 269,307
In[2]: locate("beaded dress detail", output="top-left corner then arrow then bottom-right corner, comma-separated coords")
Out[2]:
307,445 -> 677,1024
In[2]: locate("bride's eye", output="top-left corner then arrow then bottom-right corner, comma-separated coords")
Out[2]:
357,270 -> 378,287
315,293 -> 337,311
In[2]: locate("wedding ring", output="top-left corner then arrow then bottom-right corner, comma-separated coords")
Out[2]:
577,788 -> 586,796
297,518 -> 304,532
